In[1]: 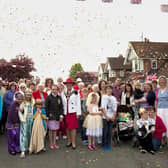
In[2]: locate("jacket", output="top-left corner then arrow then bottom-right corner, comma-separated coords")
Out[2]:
61,90 -> 81,116
45,93 -> 64,121
121,92 -> 134,106
32,90 -> 47,101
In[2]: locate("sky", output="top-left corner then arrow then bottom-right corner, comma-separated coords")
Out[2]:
0,0 -> 168,80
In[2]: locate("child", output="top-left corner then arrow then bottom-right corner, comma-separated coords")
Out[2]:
79,88 -> 89,145
148,106 -> 166,152
29,99 -> 48,154
83,93 -> 103,151
19,89 -> 34,158
45,85 -> 64,150
101,85 -> 117,151
137,108 -> 155,154
6,92 -> 24,155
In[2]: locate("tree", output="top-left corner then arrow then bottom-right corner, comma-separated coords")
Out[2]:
0,54 -> 36,82
69,63 -> 84,81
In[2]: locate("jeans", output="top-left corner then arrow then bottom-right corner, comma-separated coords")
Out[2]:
152,137 -> 161,151
102,119 -> 113,147
78,117 -> 87,141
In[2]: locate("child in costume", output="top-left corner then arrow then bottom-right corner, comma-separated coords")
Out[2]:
29,99 -> 48,154
83,93 -> 103,151
19,89 -> 34,158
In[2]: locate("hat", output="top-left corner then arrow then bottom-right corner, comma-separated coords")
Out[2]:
76,78 -> 82,83
63,78 -> 75,85
15,92 -> 24,100
35,99 -> 43,106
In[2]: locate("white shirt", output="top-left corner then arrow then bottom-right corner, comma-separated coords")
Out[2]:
101,95 -> 117,119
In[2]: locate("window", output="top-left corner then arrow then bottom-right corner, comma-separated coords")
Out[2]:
120,70 -> 124,77
109,70 -> 116,78
151,60 -> 157,69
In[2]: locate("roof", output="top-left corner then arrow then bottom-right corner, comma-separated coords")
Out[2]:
130,41 -> 168,59
107,55 -> 132,70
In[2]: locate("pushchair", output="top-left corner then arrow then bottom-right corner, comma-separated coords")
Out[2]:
112,105 -> 134,144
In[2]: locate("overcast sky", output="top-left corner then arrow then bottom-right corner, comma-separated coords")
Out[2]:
0,0 -> 168,80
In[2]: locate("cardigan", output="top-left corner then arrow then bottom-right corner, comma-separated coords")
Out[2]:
153,115 -> 167,140
45,94 -> 64,121
121,92 -> 134,106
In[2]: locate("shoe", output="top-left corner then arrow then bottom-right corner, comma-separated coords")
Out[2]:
43,148 -> 46,152
140,149 -> 147,154
66,143 -> 72,147
54,144 -> 60,149
50,144 -> 54,150
82,140 -> 88,146
103,146 -> 108,151
72,146 -> 76,150
20,152 -> 25,158
63,136 -> 67,140
10,151 -> 16,155
149,150 -> 155,155
56,136 -> 59,140
88,145 -> 94,151
92,144 -> 97,150
107,146 -> 112,151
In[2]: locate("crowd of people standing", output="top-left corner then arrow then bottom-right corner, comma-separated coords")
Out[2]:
0,75 -> 168,158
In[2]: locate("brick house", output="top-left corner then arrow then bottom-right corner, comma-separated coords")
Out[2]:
74,71 -> 98,85
102,55 -> 132,82
124,40 -> 168,81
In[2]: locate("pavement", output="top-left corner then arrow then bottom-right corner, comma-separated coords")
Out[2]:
0,134 -> 168,168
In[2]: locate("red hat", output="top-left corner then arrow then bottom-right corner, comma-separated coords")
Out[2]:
63,78 -> 75,85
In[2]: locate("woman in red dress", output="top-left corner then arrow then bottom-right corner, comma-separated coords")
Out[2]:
62,78 -> 81,149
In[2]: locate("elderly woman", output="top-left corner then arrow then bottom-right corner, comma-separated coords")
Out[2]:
156,76 -> 168,145
6,92 -> 24,155
32,83 -> 47,109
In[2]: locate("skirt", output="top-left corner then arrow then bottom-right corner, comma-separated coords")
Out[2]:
83,114 -> 103,137
157,108 -> 168,137
48,120 -> 60,130
65,113 -> 78,130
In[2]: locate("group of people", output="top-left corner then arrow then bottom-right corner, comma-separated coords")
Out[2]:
0,75 -> 168,158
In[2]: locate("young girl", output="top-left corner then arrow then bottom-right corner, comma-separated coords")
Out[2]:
29,99 -> 48,154
18,89 -> 34,158
45,85 -> 64,149
83,93 -> 103,151
101,85 -> 117,151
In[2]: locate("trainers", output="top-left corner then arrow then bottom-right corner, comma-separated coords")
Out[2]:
92,144 -> 97,150
82,140 -> 88,146
140,149 -> 147,154
50,144 -> 54,150
63,136 -> 67,140
149,150 -> 155,155
88,145 -> 94,151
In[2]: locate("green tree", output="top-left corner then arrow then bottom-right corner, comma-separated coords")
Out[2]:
69,63 -> 84,80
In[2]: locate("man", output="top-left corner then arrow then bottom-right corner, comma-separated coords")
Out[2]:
62,78 -> 81,149
112,78 -> 123,105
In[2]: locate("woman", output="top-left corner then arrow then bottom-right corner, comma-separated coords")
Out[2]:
44,78 -> 54,95
121,83 -> 135,119
62,78 -> 81,149
6,92 -> 24,155
32,83 -> 47,108
134,83 -> 155,109
156,76 -> 168,145
98,80 -> 107,107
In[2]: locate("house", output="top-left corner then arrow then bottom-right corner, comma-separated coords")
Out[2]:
102,55 -> 132,82
124,40 -> 168,81
74,71 -> 98,85
98,63 -> 106,81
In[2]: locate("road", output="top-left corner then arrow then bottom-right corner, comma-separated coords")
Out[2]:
0,134 -> 168,168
